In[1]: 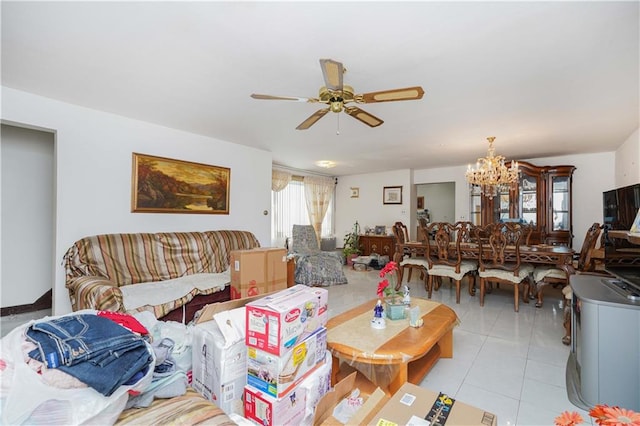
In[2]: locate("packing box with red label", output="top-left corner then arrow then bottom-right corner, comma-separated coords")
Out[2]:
368,382 -> 497,426
247,326 -> 327,399
230,248 -> 287,299
245,284 -> 328,356
244,384 -> 306,426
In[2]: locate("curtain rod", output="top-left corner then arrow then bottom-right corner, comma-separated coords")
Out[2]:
272,163 -> 335,178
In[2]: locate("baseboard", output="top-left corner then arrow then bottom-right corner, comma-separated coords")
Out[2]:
0,289 -> 52,317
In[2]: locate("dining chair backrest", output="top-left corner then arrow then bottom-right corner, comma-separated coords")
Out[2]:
453,221 -> 476,243
392,221 -> 409,244
576,223 -> 602,271
425,222 -> 462,271
474,222 -> 524,274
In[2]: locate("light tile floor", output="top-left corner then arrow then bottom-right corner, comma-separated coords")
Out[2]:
329,266 -> 593,426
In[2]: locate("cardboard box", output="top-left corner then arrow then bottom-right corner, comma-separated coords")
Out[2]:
312,372 -> 388,426
192,306 -> 247,416
368,382 -> 497,426
247,327 -> 327,398
244,384 -> 307,426
246,285 -> 328,356
230,248 -> 287,299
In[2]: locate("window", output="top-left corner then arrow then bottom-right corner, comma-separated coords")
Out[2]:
271,179 -> 334,247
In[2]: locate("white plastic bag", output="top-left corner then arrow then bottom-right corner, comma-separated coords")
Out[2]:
0,311 -> 154,425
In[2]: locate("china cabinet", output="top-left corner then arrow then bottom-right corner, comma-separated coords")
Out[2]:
469,161 -> 576,246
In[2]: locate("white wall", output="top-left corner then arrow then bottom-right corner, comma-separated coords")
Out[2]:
1,125 -> 54,306
335,169 -> 412,246
615,128 -> 640,187
1,87 -> 273,315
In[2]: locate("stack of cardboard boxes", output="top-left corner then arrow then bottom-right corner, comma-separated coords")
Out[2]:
243,285 -> 329,426
191,247 -> 289,416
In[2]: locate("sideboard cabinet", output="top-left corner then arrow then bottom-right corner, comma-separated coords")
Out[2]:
470,161 -> 576,246
358,235 -> 396,260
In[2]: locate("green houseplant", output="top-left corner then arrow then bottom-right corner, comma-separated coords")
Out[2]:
343,221 -> 361,265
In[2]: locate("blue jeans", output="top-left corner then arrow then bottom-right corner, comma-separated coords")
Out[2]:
26,314 -> 152,396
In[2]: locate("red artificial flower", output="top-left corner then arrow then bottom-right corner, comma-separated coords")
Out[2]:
554,411 -> 584,426
379,261 -> 398,277
377,279 -> 389,298
597,406 -> 640,425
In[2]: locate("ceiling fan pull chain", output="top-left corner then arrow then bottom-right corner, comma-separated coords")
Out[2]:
336,113 -> 340,135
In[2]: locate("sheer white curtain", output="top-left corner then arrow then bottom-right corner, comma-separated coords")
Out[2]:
271,170 -> 291,192
303,175 -> 335,246
271,178 -> 333,248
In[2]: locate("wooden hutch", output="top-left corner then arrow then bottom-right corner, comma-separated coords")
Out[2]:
469,161 -> 576,246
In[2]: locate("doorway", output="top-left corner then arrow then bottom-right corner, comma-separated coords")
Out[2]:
1,124 -> 55,315
415,182 -> 455,223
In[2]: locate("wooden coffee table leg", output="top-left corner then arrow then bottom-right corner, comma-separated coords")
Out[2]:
389,364 -> 408,395
439,329 -> 453,358
330,355 -> 340,386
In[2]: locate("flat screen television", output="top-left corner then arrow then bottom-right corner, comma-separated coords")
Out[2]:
602,183 -> 640,288
603,183 -> 640,232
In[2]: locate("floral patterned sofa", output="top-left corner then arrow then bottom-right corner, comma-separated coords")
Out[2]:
290,224 -> 347,286
63,230 -> 260,322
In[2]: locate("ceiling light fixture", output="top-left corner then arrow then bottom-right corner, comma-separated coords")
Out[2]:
316,160 -> 337,168
465,137 -> 519,199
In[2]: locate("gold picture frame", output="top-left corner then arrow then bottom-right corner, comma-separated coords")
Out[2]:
131,153 -> 230,214
383,186 -> 403,205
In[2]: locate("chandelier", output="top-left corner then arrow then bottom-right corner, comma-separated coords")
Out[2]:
465,137 -> 519,199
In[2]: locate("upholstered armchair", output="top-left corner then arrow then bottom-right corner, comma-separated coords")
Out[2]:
290,225 -> 347,286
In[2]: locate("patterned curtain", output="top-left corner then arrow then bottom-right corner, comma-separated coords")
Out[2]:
271,170 -> 292,192
303,175 -> 334,246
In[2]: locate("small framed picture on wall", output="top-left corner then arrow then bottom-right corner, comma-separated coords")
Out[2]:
383,186 -> 403,205
417,196 -> 425,210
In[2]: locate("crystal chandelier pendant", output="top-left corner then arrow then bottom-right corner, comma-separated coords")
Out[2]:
465,137 -> 519,199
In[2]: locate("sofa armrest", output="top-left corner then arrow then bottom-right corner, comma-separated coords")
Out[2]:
66,276 -> 125,312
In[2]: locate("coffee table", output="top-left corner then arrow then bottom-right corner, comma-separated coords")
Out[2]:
326,298 -> 458,395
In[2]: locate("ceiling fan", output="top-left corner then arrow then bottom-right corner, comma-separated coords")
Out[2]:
250,59 -> 425,130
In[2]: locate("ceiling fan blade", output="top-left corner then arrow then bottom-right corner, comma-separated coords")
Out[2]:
319,59 -> 343,92
344,106 -> 384,128
296,108 -> 330,130
359,86 -> 425,103
251,93 -> 318,103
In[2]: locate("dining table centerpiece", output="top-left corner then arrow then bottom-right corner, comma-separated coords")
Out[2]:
376,261 -> 409,320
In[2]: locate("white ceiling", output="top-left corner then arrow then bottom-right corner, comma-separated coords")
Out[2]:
2,1 -> 638,176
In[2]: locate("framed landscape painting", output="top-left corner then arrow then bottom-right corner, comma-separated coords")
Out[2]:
131,153 -> 230,214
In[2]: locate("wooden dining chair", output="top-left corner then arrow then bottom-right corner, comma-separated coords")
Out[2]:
391,221 -> 428,284
424,222 -> 478,303
474,222 -> 533,312
530,223 -> 602,308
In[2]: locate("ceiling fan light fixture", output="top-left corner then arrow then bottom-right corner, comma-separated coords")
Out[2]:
330,100 -> 343,113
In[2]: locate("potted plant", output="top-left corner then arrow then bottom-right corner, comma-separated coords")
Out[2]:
343,221 -> 361,265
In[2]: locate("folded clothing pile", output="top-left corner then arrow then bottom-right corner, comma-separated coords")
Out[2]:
0,310 -> 156,425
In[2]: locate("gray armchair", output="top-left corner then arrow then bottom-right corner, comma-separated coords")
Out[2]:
290,225 -> 347,286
